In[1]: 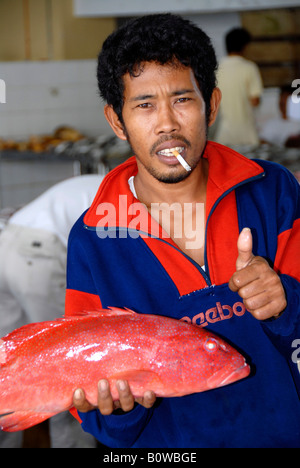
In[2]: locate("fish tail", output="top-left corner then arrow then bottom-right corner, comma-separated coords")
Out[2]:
0,410 -> 59,432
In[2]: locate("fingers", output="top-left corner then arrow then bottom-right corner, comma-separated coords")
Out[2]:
230,259 -> 287,319
73,388 -> 95,413
115,380 -> 135,412
111,381 -> 155,412
229,228 -> 287,320
136,390 -> 156,409
235,227 -> 254,271
96,379 -> 135,415
74,380 -> 156,417
229,256 -> 261,293
97,379 -> 115,415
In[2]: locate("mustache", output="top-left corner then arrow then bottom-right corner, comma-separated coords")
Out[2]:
150,135 -> 191,155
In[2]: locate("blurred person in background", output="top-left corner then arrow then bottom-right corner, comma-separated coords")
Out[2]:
260,85 -> 300,148
214,27 -> 263,147
0,174 -> 102,448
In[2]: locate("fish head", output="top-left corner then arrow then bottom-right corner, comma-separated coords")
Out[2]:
178,329 -> 250,394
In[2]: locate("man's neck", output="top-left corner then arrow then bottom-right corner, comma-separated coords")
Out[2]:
134,158 -> 208,208
134,158 -> 208,266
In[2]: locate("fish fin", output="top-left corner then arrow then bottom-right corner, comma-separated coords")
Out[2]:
68,307 -> 137,318
0,410 -> 58,432
108,307 -> 137,316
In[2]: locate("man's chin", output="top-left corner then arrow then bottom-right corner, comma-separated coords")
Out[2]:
148,165 -> 193,184
155,171 -> 191,184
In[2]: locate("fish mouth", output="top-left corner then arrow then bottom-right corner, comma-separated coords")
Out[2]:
219,362 -> 250,387
207,361 -> 250,390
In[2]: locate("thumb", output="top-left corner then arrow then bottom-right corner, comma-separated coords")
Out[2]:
236,227 -> 254,271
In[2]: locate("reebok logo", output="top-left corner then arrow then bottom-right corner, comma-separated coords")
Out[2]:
181,301 -> 246,328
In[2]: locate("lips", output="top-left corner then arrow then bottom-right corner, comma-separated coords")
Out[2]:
155,140 -> 187,156
157,146 -> 185,157
152,139 -> 189,167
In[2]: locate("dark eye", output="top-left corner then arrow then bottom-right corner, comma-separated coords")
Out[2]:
137,102 -> 152,108
176,97 -> 190,103
204,338 -> 218,352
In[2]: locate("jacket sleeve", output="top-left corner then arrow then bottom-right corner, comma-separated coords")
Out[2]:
260,168 -> 300,393
78,405 -> 154,448
65,214 -> 154,447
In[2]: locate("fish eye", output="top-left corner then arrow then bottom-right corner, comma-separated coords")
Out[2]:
204,338 -> 218,352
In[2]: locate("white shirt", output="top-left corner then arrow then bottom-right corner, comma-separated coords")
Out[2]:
9,175 -> 102,246
259,117 -> 300,147
215,55 -> 263,146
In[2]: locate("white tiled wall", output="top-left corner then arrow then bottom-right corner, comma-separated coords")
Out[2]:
0,60 -> 113,140
0,23 -> 281,142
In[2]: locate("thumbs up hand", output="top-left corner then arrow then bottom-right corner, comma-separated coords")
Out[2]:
228,228 -> 287,320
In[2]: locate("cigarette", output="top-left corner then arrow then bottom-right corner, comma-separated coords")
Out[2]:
172,150 -> 191,172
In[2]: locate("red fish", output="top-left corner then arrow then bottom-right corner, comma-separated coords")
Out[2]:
0,308 -> 250,432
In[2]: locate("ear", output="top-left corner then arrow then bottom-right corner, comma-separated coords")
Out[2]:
208,87 -> 222,127
104,105 -> 127,141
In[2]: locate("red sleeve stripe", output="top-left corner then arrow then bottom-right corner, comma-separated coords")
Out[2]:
274,218 -> 300,281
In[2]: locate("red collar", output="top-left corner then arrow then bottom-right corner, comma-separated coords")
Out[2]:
84,141 -> 264,229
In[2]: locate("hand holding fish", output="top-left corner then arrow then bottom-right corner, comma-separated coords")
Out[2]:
73,379 -> 156,415
0,308 -> 249,432
229,228 -> 287,320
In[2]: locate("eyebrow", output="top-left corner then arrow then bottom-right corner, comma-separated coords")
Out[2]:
128,89 -> 196,102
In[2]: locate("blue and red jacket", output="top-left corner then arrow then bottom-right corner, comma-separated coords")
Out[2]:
66,141 -> 300,448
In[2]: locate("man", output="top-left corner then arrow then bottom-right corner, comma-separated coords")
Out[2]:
67,14 -> 300,448
214,27 -> 263,147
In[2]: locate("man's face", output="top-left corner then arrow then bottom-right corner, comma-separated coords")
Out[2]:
106,61 -> 218,183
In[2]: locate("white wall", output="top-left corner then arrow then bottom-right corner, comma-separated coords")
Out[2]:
187,12 -> 241,60
0,12 -> 281,141
0,59 -> 112,140
74,0 -> 300,16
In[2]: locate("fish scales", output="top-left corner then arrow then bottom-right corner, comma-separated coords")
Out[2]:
0,307 -> 250,432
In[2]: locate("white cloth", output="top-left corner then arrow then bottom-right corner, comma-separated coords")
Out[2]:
128,175 -> 137,198
9,175 -> 102,247
287,95 -> 300,122
0,174 -> 103,331
0,224 -> 67,330
215,55 -> 263,146
0,175 -> 102,448
0,225 -> 97,448
259,117 -> 300,147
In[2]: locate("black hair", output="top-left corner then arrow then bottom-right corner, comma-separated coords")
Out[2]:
280,84 -> 293,96
97,13 -> 218,125
225,27 -> 252,54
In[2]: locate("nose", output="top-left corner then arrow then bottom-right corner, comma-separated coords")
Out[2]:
154,103 -> 180,135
